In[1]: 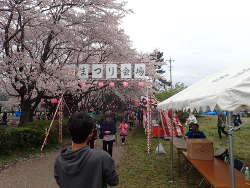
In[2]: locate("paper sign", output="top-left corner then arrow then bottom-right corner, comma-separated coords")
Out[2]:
106,64 -> 117,79
121,64 -> 132,79
77,64 -> 89,79
92,64 -> 103,79
134,64 -> 145,78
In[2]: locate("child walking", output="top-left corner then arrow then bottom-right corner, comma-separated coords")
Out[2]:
119,120 -> 129,145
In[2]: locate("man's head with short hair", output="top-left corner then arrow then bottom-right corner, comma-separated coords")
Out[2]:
68,112 -> 95,144
191,123 -> 199,132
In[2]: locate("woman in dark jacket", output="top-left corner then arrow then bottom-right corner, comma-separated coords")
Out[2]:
100,115 -> 116,156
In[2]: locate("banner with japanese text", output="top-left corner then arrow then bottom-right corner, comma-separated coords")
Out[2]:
121,64 -> 132,79
134,64 -> 145,78
106,64 -> 118,79
77,64 -> 89,79
92,64 -> 104,79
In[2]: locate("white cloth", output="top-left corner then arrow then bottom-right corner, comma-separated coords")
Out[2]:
185,114 -> 197,126
103,134 -> 115,141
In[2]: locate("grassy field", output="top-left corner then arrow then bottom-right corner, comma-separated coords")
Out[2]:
199,115 -> 250,165
116,115 -> 250,188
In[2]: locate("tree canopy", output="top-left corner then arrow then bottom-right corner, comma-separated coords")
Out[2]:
155,82 -> 187,102
0,0 -> 167,124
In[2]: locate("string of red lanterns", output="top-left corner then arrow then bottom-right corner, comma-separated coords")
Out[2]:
41,81 -> 145,104
79,81 -> 145,88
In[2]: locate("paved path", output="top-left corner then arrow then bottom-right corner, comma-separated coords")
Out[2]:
0,138 -> 125,188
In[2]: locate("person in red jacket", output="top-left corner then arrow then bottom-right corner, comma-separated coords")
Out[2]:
119,120 -> 129,144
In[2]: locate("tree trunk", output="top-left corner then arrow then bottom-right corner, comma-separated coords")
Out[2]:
19,102 -> 34,126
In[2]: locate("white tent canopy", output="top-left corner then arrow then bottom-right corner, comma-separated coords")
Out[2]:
157,63 -> 250,188
158,63 -> 250,112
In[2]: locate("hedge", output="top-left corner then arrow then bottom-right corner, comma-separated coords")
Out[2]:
0,119 -> 69,155
22,119 -> 70,138
0,128 -> 8,153
7,128 -> 44,149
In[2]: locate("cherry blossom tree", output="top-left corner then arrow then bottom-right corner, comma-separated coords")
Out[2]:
0,0 -> 132,124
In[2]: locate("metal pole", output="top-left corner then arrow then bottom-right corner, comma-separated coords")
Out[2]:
168,57 -> 175,89
227,112 -> 236,188
169,109 -> 174,183
169,58 -> 172,89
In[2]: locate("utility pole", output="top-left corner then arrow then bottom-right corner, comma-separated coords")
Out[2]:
166,57 -> 175,89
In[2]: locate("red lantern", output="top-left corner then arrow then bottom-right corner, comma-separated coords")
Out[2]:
79,83 -> 86,87
51,99 -> 58,104
131,99 -> 136,105
98,82 -> 104,87
138,82 -> 145,87
109,82 -> 115,88
123,81 -> 128,87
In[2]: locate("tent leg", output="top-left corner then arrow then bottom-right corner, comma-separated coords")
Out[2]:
227,112 -> 236,188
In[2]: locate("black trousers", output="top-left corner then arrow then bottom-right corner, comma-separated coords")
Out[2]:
218,126 -> 227,138
88,139 -> 95,149
103,140 -> 114,156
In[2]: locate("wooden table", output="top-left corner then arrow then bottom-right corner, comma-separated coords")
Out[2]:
182,151 -> 250,188
173,137 -> 187,176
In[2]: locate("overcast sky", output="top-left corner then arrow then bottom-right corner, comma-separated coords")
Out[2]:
121,0 -> 250,86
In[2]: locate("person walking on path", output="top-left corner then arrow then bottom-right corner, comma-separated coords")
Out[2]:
119,120 -> 129,145
217,112 -> 227,138
100,114 -> 116,156
232,113 -> 242,127
54,112 -> 119,188
87,112 -> 97,149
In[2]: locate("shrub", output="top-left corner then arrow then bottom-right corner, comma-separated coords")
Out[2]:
7,128 -> 44,149
23,119 -> 70,140
0,128 -> 8,153
0,119 -> 71,155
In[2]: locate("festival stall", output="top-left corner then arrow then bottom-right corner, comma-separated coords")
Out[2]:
157,63 -> 250,188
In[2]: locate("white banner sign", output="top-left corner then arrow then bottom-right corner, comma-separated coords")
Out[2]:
92,64 -> 104,79
121,64 -> 132,79
134,64 -> 146,78
106,64 -> 118,79
77,64 -> 89,79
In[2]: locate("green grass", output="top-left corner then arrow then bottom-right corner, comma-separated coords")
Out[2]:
116,115 -> 250,188
199,115 -> 250,165
116,126 -> 195,188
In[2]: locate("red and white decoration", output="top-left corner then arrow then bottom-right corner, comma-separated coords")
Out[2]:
160,110 -> 184,137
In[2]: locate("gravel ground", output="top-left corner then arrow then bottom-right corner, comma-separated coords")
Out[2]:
0,137 -> 125,188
